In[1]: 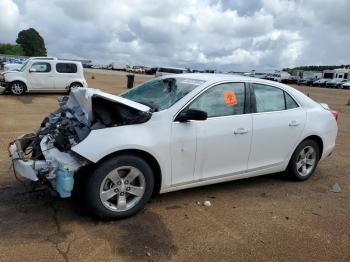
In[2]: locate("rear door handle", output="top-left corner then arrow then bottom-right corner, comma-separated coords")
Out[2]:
234,128 -> 249,135
289,121 -> 300,127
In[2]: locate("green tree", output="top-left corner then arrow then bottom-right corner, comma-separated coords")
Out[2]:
16,28 -> 47,56
0,43 -> 24,55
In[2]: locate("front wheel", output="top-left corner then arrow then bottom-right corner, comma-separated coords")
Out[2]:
10,81 -> 26,95
85,155 -> 154,219
287,140 -> 320,181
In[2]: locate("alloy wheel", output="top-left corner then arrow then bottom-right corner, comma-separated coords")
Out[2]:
99,166 -> 146,212
296,146 -> 316,177
11,83 -> 24,95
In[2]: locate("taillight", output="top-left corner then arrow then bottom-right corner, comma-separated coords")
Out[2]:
331,110 -> 339,121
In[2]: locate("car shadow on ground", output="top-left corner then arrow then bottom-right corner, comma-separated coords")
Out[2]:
0,171 -> 291,260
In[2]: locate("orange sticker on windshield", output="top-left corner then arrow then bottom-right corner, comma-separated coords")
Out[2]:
224,91 -> 237,106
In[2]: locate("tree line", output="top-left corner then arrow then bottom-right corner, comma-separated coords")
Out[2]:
283,65 -> 350,72
0,28 -> 47,56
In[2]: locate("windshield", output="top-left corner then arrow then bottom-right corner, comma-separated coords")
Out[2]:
19,60 -> 29,72
121,77 -> 205,111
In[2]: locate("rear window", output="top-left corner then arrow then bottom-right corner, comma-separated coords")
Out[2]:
56,63 -> 77,73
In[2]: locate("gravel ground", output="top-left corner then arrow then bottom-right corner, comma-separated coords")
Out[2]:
0,69 -> 349,261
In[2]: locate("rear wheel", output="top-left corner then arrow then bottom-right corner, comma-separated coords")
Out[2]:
10,81 -> 26,95
85,155 -> 154,219
287,140 -> 320,181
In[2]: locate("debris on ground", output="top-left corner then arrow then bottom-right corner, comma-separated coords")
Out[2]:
203,201 -> 212,207
331,183 -> 341,193
146,252 -> 151,257
196,200 -> 212,207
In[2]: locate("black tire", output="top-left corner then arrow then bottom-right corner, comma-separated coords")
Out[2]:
85,155 -> 154,220
10,81 -> 26,95
67,82 -> 83,94
70,82 -> 83,88
287,139 -> 320,181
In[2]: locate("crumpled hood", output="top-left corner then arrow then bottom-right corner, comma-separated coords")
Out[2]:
66,87 -> 151,124
1,70 -> 19,75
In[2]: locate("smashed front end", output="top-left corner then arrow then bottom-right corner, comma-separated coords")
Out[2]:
9,88 -> 151,198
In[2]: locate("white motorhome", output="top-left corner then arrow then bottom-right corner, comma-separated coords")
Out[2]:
302,71 -> 323,80
333,68 -> 350,80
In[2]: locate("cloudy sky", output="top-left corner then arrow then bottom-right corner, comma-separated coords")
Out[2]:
1,0 -> 349,71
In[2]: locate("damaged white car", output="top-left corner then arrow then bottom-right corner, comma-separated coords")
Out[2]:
9,74 -> 338,219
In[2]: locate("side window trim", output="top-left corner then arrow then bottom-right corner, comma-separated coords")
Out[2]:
173,81 -> 249,121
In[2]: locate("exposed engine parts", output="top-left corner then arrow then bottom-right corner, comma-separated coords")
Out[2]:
9,87 -> 152,198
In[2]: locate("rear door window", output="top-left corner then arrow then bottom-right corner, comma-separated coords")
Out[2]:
253,83 -> 299,112
56,63 -> 78,73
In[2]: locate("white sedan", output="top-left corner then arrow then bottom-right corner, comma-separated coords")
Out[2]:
9,74 -> 338,219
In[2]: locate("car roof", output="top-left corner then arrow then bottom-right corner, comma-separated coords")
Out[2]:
165,73 -> 286,86
30,59 -> 81,64
158,73 -> 319,109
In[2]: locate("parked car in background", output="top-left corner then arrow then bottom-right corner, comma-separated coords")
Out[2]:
3,59 -> 24,71
341,81 -> 350,89
312,78 -> 331,87
298,78 -> 316,86
155,67 -> 187,77
0,59 -> 87,95
4,57 -> 58,72
326,78 -> 348,88
281,76 -> 299,84
145,67 -> 157,75
9,74 -> 338,219
131,66 -> 145,74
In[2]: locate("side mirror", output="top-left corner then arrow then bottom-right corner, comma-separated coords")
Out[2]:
176,108 -> 207,122
29,68 -> 37,73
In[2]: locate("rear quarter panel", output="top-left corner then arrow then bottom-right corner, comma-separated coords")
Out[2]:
302,106 -> 338,160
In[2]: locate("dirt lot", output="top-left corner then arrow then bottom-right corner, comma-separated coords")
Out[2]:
0,69 -> 349,261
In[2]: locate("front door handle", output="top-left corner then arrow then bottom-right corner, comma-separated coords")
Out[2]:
289,121 -> 300,127
234,128 -> 249,135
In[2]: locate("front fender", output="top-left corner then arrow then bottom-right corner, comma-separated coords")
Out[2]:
71,123 -> 171,185
6,76 -> 28,88
71,127 -> 161,163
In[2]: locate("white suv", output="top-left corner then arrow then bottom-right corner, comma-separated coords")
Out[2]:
1,59 -> 87,95
3,57 -> 58,72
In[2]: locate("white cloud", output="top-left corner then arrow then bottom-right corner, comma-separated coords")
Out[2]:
1,0 -> 350,71
0,0 -> 20,42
